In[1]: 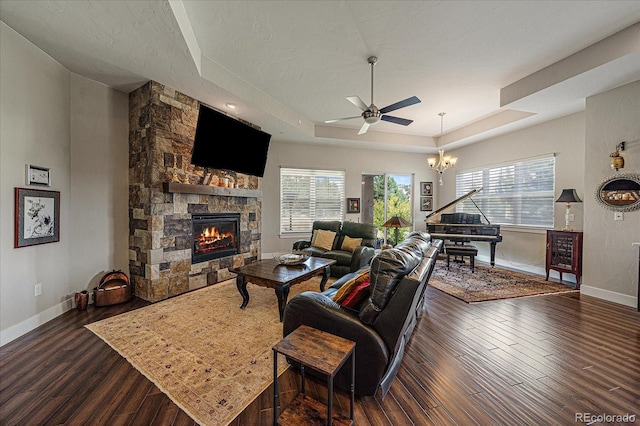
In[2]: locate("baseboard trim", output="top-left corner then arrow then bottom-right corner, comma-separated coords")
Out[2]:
0,297 -> 74,347
579,285 -> 637,308
481,256 -> 636,307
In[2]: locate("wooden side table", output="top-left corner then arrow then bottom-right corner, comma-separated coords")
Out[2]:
272,325 -> 355,426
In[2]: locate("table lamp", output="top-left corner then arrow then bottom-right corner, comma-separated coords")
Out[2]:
555,189 -> 582,231
382,216 -> 412,246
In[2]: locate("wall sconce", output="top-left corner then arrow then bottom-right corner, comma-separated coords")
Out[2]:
555,189 -> 582,231
610,141 -> 625,171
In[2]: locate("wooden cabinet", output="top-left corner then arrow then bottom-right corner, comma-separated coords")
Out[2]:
546,230 -> 583,289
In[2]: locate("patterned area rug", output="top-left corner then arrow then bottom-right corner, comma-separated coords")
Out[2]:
429,261 -> 578,303
86,277 -> 323,426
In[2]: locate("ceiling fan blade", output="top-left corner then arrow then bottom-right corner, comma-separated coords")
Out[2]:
379,96 -> 421,114
324,116 -> 362,124
357,122 -> 370,135
381,115 -> 413,126
347,96 -> 369,111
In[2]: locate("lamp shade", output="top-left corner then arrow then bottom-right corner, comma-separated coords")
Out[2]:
555,189 -> 582,204
382,216 -> 412,228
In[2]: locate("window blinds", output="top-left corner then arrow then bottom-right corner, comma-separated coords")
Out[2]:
280,168 -> 345,233
455,155 -> 555,227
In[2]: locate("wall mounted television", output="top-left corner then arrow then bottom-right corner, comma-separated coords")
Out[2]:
190,104 -> 271,177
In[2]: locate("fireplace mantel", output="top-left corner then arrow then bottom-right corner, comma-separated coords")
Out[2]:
163,182 -> 262,198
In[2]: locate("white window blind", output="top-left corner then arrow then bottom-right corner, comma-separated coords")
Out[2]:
455,155 -> 555,227
280,168 -> 345,234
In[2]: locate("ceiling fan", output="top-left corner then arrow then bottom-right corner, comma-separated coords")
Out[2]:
325,56 -> 421,135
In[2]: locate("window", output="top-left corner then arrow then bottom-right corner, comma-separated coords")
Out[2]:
361,173 -> 412,244
280,168 -> 345,234
455,155 -> 555,227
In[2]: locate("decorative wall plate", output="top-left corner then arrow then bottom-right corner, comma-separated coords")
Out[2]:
594,173 -> 640,212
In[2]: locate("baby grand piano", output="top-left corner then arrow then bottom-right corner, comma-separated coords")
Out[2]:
425,188 -> 502,266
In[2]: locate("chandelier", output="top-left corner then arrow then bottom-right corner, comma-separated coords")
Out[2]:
428,112 -> 457,185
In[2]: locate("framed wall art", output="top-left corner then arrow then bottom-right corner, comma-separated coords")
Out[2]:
347,198 -> 361,213
15,187 -> 60,248
420,181 -> 433,196
420,196 -> 433,212
26,164 -> 51,186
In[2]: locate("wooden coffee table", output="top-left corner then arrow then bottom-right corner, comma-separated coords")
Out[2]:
230,257 -> 336,321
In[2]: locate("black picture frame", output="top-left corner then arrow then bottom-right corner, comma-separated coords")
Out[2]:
420,196 -> 433,212
15,187 -> 60,248
347,198 -> 361,213
420,181 -> 433,196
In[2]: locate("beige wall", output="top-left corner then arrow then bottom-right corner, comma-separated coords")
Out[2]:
69,74 -> 129,296
261,141 -> 440,255
0,23 -> 129,345
436,112 -> 586,276
583,80 -> 640,306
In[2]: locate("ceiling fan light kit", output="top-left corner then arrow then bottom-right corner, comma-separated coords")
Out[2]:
325,56 -> 421,135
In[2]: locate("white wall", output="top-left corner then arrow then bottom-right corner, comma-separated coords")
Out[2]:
431,112 -> 586,275
0,23 -> 129,345
261,141 -> 439,255
582,80 -> 640,307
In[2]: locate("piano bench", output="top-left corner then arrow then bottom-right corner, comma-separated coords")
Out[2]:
445,244 -> 478,272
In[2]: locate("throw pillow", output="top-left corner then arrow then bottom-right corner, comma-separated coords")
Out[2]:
341,236 -> 363,252
340,280 -> 371,309
311,229 -> 336,251
332,270 -> 370,303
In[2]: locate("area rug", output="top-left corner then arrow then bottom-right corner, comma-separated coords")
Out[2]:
86,278 -> 324,426
428,261 -> 578,303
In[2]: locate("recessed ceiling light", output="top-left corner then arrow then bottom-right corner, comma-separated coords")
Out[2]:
226,103 -> 237,109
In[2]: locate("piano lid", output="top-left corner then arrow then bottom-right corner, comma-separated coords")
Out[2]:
424,187 -> 489,223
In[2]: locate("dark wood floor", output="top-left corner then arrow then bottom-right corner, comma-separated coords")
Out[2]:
1,283 -> 639,425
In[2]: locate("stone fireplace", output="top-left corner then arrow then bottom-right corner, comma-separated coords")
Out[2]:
128,81 -> 262,302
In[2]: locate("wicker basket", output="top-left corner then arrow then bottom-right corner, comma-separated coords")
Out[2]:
93,270 -> 132,307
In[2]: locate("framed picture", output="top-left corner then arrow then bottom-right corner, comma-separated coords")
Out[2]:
15,187 -> 60,248
420,196 -> 433,212
347,198 -> 361,213
420,181 -> 433,196
26,164 -> 51,186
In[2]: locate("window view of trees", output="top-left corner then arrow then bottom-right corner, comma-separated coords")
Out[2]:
372,175 -> 412,245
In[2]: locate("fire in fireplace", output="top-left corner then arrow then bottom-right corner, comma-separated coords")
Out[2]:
192,213 -> 240,263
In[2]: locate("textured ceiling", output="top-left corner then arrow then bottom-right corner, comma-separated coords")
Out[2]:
1,0 -> 639,152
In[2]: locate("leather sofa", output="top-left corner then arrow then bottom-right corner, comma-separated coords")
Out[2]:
283,231 -> 442,398
292,221 -> 377,277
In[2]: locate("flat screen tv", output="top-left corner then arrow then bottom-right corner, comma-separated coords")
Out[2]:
190,104 -> 271,177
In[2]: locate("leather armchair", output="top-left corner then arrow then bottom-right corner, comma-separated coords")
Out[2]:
293,221 -> 377,277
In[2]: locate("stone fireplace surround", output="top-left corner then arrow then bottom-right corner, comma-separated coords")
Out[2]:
129,81 -> 262,302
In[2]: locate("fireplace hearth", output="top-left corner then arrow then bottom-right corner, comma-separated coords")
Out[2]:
192,213 -> 240,264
